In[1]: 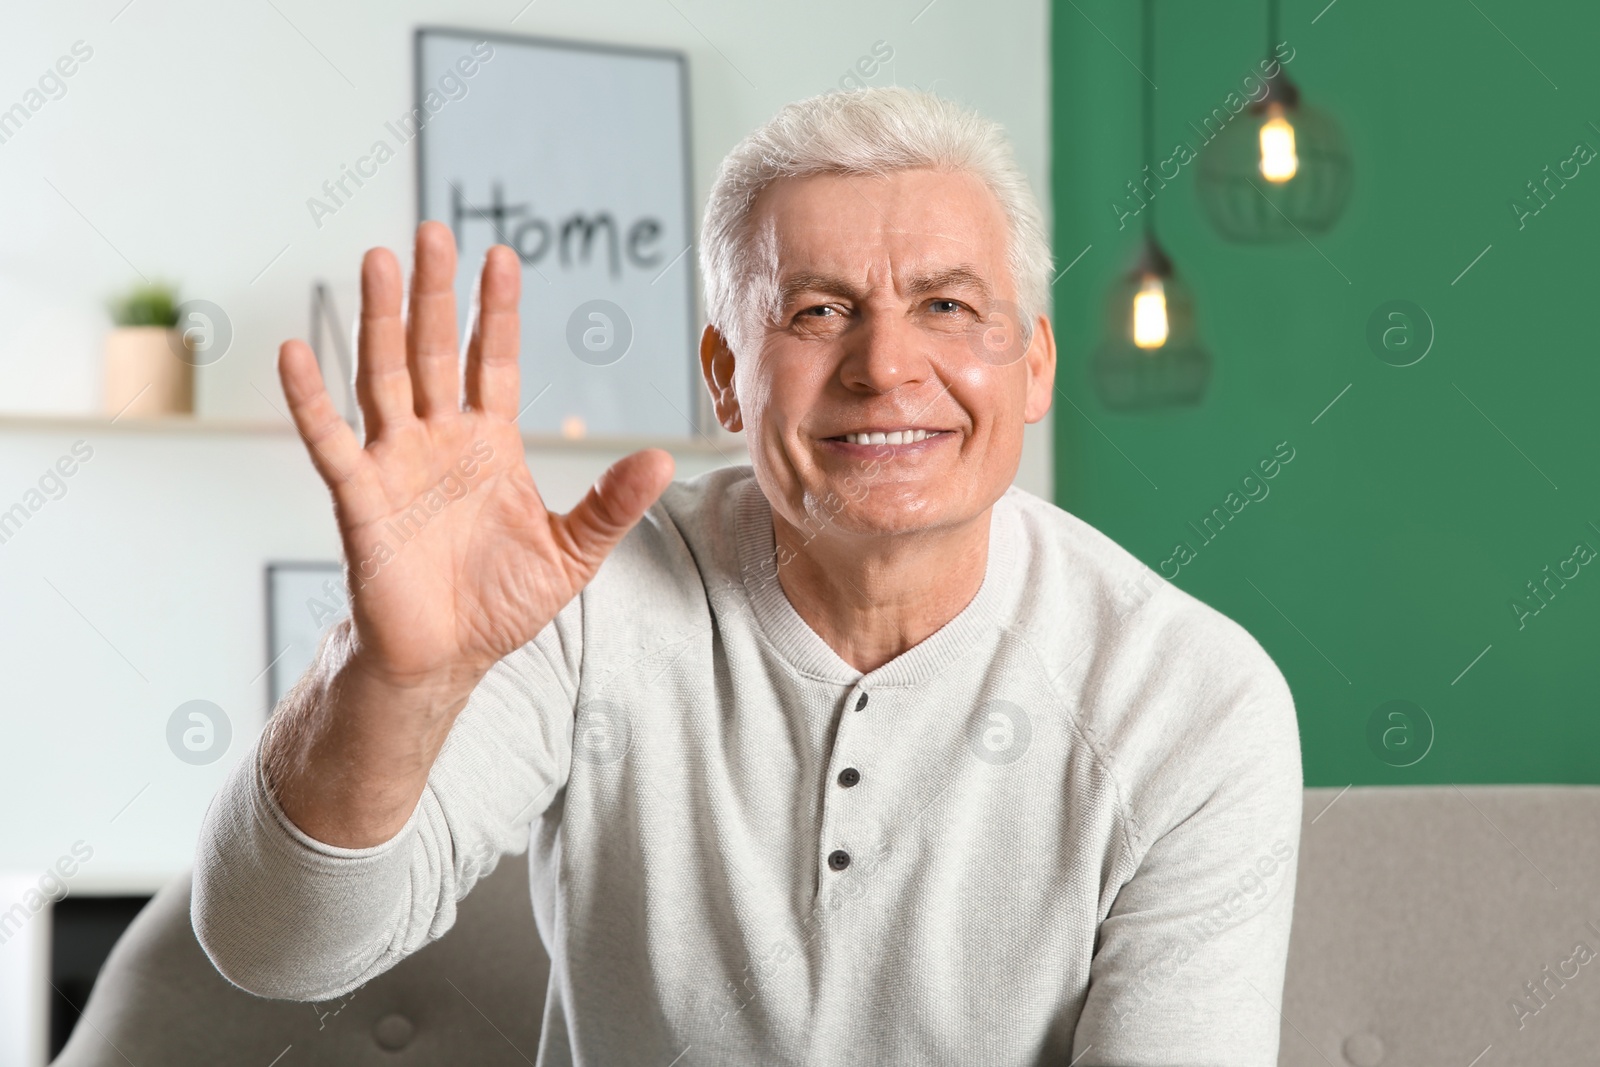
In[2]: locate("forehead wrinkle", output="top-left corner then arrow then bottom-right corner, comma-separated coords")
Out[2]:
840,173 -> 895,231
771,217 -> 985,299
835,172 -> 984,245
785,217 -> 977,250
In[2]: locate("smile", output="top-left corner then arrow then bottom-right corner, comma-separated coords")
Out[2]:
825,428 -> 950,445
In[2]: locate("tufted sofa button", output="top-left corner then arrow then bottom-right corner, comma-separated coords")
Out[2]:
374,1013 -> 415,1051
1342,1032 -> 1384,1066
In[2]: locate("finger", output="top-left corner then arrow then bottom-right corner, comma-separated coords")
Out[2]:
279,339 -> 366,489
355,246 -> 413,443
556,449 -> 676,576
464,244 -> 523,422
408,220 -> 463,418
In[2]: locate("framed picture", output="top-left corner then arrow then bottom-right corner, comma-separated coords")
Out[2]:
264,562 -> 346,708
415,27 -> 699,440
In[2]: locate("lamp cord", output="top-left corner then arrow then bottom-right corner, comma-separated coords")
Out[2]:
1267,0 -> 1279,56
1141,0 -> 1155,239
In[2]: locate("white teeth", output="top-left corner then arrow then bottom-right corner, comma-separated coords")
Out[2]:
841,429 -> 934,445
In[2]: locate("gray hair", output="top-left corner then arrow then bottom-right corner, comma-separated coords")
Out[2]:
698,86 -> 1053,357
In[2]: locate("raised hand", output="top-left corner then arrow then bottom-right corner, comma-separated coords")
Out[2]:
268,221 -> 674,845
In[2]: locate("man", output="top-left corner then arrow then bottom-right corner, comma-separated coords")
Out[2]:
193,87 -> 1302,1065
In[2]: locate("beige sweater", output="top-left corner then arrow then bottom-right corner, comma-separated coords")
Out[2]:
192,464 -> 1303,1066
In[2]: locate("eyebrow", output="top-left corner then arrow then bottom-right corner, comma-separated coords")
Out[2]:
775,264 -> 994,309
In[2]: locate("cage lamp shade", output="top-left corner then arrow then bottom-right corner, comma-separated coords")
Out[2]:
1195,70 -> 1352,243
1092,238 -> 1211,411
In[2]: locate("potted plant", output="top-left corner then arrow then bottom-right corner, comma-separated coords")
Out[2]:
103,282 -> 193,417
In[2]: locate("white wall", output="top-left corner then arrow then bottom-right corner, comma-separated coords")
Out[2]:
0,423 -> 736,891
0,0 -> 1050,898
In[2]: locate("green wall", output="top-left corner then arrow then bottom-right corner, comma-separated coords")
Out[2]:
1050,0 -> 1600,786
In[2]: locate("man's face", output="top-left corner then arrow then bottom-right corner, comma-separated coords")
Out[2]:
701,167 -> 1055,542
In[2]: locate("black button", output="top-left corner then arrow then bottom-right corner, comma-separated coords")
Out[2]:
855,692 -> 868,711
837,767 -> 861,788
827,849 -> 851,871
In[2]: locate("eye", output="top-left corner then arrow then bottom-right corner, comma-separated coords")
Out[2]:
790,304 -> 848,330
928,298 -> 970,315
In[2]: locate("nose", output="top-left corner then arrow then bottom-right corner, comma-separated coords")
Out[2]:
838,308 -> 931,395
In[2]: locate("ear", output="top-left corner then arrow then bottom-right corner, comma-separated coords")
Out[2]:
1022,314 -> 1057,424
699,324 -> 743,432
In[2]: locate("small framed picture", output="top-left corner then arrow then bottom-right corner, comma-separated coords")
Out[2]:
415,27 -> 699,440
264,562 -> 347,708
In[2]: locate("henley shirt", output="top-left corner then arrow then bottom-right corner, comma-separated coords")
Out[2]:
192,463 -> 1304,1066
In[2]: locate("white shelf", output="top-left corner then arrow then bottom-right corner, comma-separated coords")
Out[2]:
0,412 -> 744,456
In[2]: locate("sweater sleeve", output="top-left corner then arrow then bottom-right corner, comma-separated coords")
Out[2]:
190,598 -> 581,1001
1070,677 -> 1304,1066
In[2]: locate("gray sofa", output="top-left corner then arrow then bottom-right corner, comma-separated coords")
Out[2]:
51,786 -> 1600,1065
1279,785 -> 1600,1066
51,852 -> 548,1065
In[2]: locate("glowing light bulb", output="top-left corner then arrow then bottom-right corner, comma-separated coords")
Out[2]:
1259,103 -> 1298,183
1132,276 -> 1169,350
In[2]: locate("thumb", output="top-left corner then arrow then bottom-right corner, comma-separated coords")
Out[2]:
558,448 -> 676,575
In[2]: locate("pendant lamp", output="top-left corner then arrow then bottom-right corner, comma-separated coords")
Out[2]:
1092,0 -> 1211,411
1195,0 -> 1353,242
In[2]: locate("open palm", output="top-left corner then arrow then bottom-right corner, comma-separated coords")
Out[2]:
278,222 -> 674,690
